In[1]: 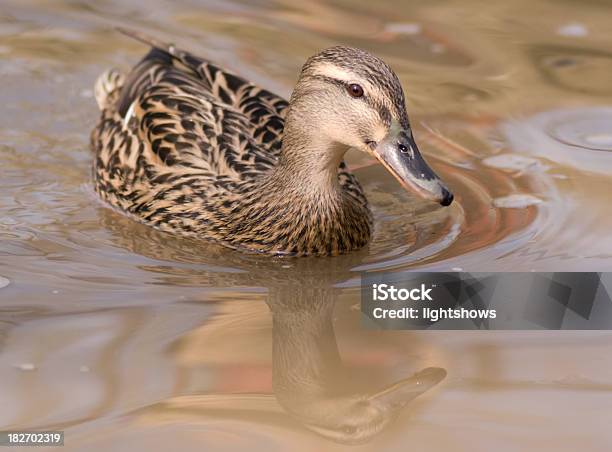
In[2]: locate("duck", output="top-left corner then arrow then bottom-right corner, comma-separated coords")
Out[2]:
91,28 -> 453,256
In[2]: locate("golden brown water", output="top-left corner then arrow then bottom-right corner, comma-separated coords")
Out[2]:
2,0 -> 612,450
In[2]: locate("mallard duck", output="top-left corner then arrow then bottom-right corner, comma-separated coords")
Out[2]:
91,28 -> 453,256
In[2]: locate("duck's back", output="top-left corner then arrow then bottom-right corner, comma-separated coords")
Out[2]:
91,36 -> 290,222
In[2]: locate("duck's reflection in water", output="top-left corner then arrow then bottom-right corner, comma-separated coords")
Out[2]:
267,285 -> 445,444
98,210 -> 446,444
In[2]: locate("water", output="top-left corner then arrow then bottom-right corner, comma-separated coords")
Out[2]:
1,0 -> 612,450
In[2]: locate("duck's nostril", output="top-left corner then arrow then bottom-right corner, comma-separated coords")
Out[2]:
440,189 -> 454,206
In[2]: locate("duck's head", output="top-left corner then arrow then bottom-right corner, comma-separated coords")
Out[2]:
287,46 -> 453,206
282,367 -> 447,445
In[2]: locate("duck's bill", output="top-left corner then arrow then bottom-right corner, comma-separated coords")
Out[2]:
368,367 -> 447,409
370,125 -> 453,206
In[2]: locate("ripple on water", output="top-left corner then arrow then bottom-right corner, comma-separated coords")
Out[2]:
535,45 -> 612,96
493,194 -> 543,209
502,107 -> 612,175
482,154 -> 547,172
547,110 -> 612,152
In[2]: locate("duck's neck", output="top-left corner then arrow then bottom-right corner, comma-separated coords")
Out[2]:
273,109 -> 347,193
222,108 -> 372,255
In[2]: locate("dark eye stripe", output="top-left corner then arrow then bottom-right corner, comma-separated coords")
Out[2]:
310,75 -> 348,89
311,76 -> 366,98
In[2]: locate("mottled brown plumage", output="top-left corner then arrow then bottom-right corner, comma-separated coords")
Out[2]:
91,29 -> 452,256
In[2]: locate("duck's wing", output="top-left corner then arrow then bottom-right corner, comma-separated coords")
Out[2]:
115,28 -> 288,158
92,31 -> 292,226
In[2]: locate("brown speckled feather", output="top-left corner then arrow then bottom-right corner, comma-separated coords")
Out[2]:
91,32 -> 371,256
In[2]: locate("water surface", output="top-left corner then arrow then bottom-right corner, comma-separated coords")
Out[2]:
1,0 -> 612,450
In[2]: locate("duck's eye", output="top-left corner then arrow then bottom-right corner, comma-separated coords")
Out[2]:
347,83 -> 364,98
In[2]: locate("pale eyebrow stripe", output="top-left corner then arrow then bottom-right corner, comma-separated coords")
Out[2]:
311,63 -> 360,84
311,63 -> 380,98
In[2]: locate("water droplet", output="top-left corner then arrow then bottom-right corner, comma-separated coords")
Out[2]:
0,276 -> 9,289
79,365 -> 90,373
15,363 -> 36,371
451,267 -> 463,272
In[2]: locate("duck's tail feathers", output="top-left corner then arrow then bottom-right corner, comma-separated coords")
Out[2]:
115,27 -> 179,57
94,68 -> 125,110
